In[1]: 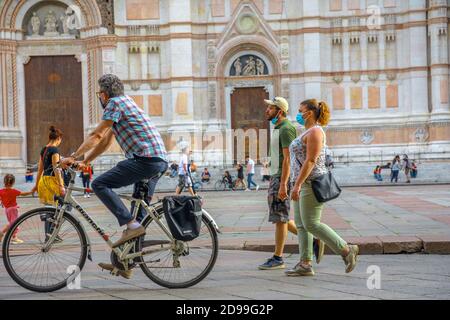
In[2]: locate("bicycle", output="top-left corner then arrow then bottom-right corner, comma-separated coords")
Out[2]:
2,165 -> 220,293
214,176 -> 233,191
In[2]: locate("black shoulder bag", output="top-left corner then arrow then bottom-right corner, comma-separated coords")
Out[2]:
311,171 -> 341,203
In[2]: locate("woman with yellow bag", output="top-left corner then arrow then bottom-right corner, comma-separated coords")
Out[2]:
32,126 -> 65,205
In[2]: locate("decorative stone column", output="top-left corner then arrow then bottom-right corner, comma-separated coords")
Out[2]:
0,39 -> 23,173
429,0 -> 450,120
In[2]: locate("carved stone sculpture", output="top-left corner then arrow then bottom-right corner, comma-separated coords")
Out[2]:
234,58 -> 242,76
61,7 -> 77,34
242,56 -> 256,76
30,12 -> 41,35
44,10 -> 58,33
256,59 -> 265,75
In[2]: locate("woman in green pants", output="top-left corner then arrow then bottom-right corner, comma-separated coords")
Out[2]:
286,99 -> 359,276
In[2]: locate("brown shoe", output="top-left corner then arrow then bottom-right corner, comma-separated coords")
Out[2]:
112,226 -> 145,248
0,231 -> 3,243
98,263 -> 133,279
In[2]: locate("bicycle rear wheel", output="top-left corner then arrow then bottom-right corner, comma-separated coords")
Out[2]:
214,180 -> 225,191
2,208 -> 88,293
137,205 -> 218,289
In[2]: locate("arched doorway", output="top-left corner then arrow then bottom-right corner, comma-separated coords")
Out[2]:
223,50 -> 277,164
25,55 -> 84,163
0,0 -> 105,166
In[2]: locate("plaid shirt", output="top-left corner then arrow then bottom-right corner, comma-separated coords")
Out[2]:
102,96 -> 167,161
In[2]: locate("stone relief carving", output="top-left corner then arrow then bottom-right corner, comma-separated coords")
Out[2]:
237,13 -> 258,35
256,59 -> 265,75
208,84 -> 216,117
242,56 -> 256,75
233,58 -> 242,76
44,10 -> 58,34
231,55 -> 268,77
31,12 -> 41,35
368,73 -> 379,82
414,128 -> 429,143
333,74 -> 344,84
25,6 -> 80,39
60,7 -> 78,34
360,130 -> 374,145
208,64 -> 216,77
96,0 -> 115,34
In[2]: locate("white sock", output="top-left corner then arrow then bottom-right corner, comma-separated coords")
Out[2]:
127,222 -> 141,230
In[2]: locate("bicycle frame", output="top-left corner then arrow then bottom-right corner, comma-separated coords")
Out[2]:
44,167 -> 176,265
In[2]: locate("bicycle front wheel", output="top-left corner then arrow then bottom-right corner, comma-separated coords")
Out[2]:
137,206 -> 218,289
2,208 -> 88,293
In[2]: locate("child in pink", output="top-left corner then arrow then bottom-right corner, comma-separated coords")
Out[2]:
0,174 -> 33,244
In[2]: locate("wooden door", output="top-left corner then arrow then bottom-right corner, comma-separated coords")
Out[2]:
25,56 -> 84,164
231,87 -> 269,163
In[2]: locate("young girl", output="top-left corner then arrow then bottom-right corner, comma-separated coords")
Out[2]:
0,174 -> 33,244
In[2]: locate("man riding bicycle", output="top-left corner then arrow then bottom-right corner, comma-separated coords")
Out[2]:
62,74 -> 168,278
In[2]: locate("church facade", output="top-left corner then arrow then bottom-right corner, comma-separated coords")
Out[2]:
1,0 -> 449,173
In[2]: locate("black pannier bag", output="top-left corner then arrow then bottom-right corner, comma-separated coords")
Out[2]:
163,196 -> 203,241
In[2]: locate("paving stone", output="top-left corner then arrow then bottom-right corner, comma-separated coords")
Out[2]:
378,236 -> 424,254
419,235 -> 450,254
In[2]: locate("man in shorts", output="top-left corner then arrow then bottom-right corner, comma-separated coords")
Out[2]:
258,97 -> 324,270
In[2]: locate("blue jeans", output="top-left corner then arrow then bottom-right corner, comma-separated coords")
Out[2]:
247,173 -> 258,189
92,157 -> 168,226
391,170 -> 399,183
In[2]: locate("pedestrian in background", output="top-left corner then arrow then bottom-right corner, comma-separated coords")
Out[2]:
0,174 -> 33,244
245,156 -> 259,191
81,164 -> 94,198
31,126 -> 65,205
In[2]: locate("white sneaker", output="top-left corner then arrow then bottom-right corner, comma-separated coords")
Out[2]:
84,194 -> 87,198
245,189 -> 250,192
256,185 -> 260,191
87,194 -> 91,198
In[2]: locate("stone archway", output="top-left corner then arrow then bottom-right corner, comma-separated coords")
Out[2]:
215,41 -> 281,165
0,0 -> 110,167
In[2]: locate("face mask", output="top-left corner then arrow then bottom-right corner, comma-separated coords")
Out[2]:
296,113 -> 306,126
99,97 -> 108,109
270,111 -> 281,125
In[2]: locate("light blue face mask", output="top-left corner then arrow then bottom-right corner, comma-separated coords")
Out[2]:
271,110 -> 281,125
271,117 -> 279,125
296,113 -> 306,126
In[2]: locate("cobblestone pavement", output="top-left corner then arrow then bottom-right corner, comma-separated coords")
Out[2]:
1,185 -> 450,300
0,250 -> 449,300
2,185 -> 450,253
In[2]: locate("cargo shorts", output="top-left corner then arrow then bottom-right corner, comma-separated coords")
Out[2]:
267,176 -> 291,223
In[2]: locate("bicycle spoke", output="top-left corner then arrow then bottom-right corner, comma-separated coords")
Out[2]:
3,210 -> 86,292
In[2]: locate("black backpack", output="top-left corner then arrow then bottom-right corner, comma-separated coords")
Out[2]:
163,196 -> 202,241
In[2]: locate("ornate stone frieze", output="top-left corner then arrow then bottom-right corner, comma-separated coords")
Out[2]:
225,79 -> 272,88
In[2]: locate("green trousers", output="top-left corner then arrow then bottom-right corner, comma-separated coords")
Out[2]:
293,182 -> 347,262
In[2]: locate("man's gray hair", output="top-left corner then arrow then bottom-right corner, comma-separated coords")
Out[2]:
98,74 -> 124,98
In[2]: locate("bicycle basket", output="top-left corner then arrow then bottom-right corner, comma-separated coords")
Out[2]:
162,196 -> 202,241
